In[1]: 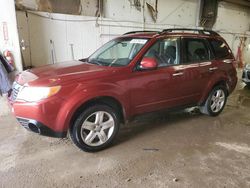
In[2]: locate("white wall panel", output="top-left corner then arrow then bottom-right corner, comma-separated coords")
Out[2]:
28,12 -> 68,66
16,0 -> 250,67
104,0 -> 198,27
214,2 -> 249,32
214,1 -> 250,63
16,11 -> 31,67
0,0 -> 22,71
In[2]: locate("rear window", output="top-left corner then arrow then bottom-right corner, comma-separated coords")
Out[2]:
208,39 -> 233,59
183,38 -> 210,63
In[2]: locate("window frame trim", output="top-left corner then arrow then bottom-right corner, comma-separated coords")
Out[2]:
134,36 -> 181,71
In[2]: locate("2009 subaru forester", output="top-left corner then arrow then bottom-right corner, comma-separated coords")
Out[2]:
9,28 -> 237,152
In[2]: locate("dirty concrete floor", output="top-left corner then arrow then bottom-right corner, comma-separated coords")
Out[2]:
1,82 -> 250,188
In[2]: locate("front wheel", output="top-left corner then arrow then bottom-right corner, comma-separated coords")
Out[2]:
70,104 -> 120,152
199,85 -> 227,116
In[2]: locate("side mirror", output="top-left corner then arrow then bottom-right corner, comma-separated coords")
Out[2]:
139,57 -> 158,70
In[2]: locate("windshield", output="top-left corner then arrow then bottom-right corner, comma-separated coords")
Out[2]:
88,38 -> 148,67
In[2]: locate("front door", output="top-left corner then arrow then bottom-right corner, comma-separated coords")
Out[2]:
130,37 -> 200,115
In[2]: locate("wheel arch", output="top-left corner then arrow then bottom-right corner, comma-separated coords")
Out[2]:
69,96 -> 126,132
199,79 -> 229,106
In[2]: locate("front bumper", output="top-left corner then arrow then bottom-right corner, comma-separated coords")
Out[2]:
9,92 -> 69,137
242,69 -> 250,84
17,117 -> 67,138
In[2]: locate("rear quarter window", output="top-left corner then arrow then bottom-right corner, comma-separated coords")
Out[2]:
208,38 -> 233,59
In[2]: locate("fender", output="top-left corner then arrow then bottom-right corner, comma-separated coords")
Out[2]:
55,82 -> 130,131
199,71 -> 229,105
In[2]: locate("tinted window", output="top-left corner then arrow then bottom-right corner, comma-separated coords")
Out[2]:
209,39 -> 232,59
143,38 -> 179,67
183,38 -> 210,63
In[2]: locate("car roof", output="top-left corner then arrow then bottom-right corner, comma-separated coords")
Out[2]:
123,32 -> 159,38
122,28 -> 221,39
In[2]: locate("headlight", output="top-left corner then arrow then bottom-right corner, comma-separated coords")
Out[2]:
16,86 -> 61,102
245,64 -> 250,70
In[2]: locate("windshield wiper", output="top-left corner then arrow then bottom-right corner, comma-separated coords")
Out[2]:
109,59 -> 118,67
79,58 -> 88,62
88,59 -> 103,66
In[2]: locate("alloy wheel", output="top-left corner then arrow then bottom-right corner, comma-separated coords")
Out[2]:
80,111 -> 115,147
210,89 -> 225,113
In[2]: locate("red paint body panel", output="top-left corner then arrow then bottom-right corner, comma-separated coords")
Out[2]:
10,32 -> 238,134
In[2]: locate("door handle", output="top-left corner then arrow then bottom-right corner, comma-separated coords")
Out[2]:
223,60 -> 232,64
209,67 -> 218,72
172,72 -> 184,77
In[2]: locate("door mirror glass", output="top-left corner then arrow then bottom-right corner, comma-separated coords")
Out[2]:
139,57 -> 158,70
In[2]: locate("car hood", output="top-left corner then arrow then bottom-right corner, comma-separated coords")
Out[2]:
16,60 -> 114,86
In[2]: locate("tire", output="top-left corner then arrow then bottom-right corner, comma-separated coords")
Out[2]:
70,104 -> 120,152
199,85 -> 227,117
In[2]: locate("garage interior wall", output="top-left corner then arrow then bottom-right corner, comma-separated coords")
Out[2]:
16,0 -> 250,68
0,0 -> 22,71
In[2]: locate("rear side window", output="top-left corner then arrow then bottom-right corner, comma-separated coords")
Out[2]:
183,38 -> 210,63
208,39 -> 233,59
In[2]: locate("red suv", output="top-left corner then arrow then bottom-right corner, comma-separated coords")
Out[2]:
9,29 -> 237,152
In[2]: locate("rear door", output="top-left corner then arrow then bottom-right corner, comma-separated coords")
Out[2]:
207,38 -> 236,90
198,38 -> 235,94
208,38 -> 235,69
182,37 -> 214,98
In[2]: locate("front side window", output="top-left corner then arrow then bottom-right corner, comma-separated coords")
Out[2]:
88,38 -> 148,67
183,38 -> 210,63
143,37 -> 179,67
208,39 -> 233,59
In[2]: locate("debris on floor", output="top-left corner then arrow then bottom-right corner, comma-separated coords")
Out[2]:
173,178 -> 179,182
185,107 -> 201,115
143,148 -> 160,152
126,178 -> 132,182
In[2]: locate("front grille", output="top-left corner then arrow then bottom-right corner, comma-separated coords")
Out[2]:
17,118 -> 29,128
10,82 -> 22,101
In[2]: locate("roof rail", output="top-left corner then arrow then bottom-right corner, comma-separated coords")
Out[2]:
162,28 -> 220,36
123,30 -> 159,35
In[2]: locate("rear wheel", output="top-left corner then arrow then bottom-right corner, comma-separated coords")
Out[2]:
200,85 -> 227,116
70,104 -> 120,152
